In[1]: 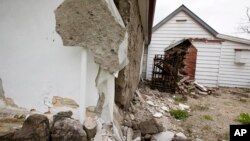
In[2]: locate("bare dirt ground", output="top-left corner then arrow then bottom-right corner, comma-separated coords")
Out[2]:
178,87 -> 250,141
136,83 -> 250,141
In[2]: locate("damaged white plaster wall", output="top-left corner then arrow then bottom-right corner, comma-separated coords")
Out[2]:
0,0 -> 100,121
80,48 -> 99,122
54,0 -> 129,140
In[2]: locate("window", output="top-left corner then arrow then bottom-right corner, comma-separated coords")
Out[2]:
234,49 -> 249,64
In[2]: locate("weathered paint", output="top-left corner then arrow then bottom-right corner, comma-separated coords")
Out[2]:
218,41 -> 250,87
0,0 -> 99,121
147,9 -> 250,88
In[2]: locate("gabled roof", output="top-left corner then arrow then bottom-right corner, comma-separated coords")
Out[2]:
153,4 -> 218,36
153,4 -> 250,45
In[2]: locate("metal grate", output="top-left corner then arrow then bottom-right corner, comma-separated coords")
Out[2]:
151,54 -> 180,93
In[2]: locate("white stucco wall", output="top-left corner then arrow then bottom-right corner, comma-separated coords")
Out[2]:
0,0 -> 99,121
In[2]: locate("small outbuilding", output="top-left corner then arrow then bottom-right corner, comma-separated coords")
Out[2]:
144,5 -> 250,88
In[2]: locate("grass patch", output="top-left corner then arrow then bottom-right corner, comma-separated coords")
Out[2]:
203,115 -> 213,121
193,104 -> 209,111
236,113 -> 250,124
173,95 -> 187,103
170,109 -> 189,120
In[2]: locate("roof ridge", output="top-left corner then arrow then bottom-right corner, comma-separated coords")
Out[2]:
152,4 -> 218,36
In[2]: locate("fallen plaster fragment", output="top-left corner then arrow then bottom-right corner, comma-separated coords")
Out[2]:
168,98 -> 174,103
178,103 -> 190,110
153,131 -> 175,141
126,128 -> 133,141
153,113 -> 163,118
146,101 -> 155,106
83,117 -> 97,140
55,0 -> 128,73
161,106 -> 169,112
194,81 -> 207,92
175,132 -> 187,139
129,114 -> 135,120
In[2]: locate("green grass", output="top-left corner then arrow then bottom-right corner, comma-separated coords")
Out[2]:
203,115 -> 213,121
236,113 -> 250,124
173,95 -> 187,103
170,109 -> 189,120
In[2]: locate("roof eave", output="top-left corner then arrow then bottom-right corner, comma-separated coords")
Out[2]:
217,34 -> 250,45
138,0 -> 156,45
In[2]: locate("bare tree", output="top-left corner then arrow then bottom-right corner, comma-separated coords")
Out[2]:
240,7 -> 250,34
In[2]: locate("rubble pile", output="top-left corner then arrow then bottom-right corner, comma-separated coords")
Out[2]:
120,85 -> 195,141
177,76 -> 216,97
0,111 -> 94,141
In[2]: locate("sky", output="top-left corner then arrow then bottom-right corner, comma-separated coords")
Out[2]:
153,0 -> 250,39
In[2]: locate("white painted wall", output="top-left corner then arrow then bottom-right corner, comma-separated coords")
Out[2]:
0,0 -> 99,121
147,11 -> 215,80
146,10 -> 250,88
192,42 -> 221,87
218,41 -> 250,87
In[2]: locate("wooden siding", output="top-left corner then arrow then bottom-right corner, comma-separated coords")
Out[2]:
192,42 -> 221,87
146,11 -> 250,88
146,11 -> 218,86
218,41 -> 250,87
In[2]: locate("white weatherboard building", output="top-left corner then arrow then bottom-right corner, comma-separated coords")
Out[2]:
144,5 -> 250,88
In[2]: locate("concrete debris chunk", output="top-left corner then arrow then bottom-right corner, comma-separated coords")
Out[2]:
152,131 -> 175,141
135,90 -> 146,104
146,101 -> 155,106
178,103 -> 190,110
175,132 -> 187,139
55,0 -> 126,73
53,110 -> 73,122
194,81 -> 207,92
132,130 -> 141,140
153,112 -> 163,118
10,114 -> 50,141
161,106 -> 169,112
126,128 -> 134,141
144,134 -> 151,140
180,76 -> 190,83
83,117 -> 97,140
130,114 -> 135,120
51,117 -> 87,141
139,119 -> 163,135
